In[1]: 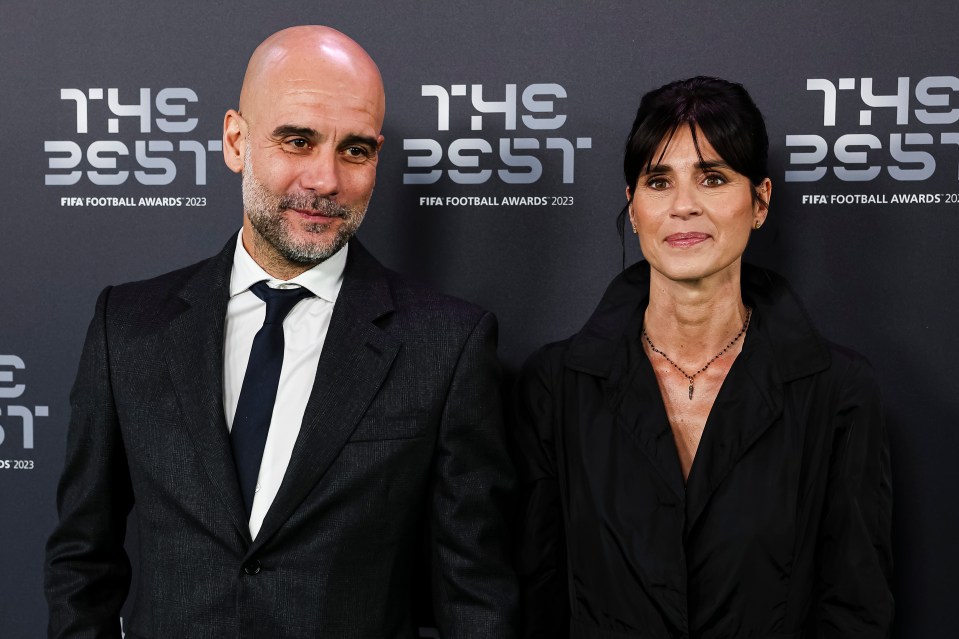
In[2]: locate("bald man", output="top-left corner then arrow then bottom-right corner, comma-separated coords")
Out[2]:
45,26 -> 518,638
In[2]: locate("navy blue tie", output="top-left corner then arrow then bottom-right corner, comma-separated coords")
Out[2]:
231,281 -> 314,517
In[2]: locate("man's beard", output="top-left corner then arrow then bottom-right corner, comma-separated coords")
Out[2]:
242,152 -> 369,264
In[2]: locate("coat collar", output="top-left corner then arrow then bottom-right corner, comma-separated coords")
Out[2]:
564,261 -> 831,383
563,261 -> 832,535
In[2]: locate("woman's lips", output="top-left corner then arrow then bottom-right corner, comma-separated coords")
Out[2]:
665,232 -> 710,248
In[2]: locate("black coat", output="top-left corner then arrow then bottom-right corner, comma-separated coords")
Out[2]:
45,237 -> 519,638
514,262 -> 893,639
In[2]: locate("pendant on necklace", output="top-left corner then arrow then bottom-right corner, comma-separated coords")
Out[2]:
642,307 -> 752,404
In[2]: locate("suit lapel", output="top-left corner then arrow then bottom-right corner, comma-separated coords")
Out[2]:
252,242 -> 400,550
163,236 -> 251,542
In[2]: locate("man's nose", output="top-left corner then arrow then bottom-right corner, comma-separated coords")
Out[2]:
300,149 -> 340,197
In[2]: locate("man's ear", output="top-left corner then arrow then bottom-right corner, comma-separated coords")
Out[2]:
222,109 -> 246,174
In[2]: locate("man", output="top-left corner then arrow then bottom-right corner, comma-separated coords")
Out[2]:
45,26 -> 518,638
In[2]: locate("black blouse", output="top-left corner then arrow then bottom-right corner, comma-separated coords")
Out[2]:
513,262 -> 893,639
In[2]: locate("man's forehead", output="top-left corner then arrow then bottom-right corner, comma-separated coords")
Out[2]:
250,84 -> 384,133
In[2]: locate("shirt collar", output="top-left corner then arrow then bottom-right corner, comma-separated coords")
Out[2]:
229,228 -> 347,303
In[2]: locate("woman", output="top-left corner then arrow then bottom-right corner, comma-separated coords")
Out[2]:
514,77 -> 893,638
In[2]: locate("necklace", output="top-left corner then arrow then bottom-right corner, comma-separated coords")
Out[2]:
642,307 -> 752,400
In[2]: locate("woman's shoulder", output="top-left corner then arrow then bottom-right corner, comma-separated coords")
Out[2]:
820,338 -> 882,404
520,337 -> 575,385
743,263 -> 881,395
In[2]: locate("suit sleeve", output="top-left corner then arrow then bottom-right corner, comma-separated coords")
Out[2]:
814,355 -> 894,637
512,346 -> 570,639
45,287 -> 133,639
429,311 -> 520,639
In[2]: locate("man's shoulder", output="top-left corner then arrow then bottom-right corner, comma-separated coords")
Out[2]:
108,254 -> 215,301
96,247 -> 230,329
383,268 -> 488,322
375,269 -> 496,346
347,242 -> 491,330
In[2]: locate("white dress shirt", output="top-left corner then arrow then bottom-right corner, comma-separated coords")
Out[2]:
223,231 -> 347,539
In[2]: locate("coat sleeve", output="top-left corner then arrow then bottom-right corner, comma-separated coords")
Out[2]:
45,287 -> 133,639
814,354 -> 894,637
512,346 -> 570,639
429,311 -> 520,638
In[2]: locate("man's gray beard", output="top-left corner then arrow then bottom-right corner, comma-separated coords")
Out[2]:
241,153 -> 368,264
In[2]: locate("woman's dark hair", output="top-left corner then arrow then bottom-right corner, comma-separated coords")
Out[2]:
617,76 -> 770,255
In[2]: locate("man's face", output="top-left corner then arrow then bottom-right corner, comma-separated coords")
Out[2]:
226,32 -> 385,275
241,143 -> 369,264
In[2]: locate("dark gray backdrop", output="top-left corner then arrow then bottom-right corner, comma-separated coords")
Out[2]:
2,1 -> 956,636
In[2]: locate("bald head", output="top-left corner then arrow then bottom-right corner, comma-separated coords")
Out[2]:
238,25 -> 385,130
222,25 -> 387,279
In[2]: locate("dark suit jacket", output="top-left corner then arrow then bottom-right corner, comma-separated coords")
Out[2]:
514,262 -> 893,638
45,236 -> 519,639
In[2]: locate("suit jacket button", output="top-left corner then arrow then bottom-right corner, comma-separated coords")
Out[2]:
243,560 -> 261,575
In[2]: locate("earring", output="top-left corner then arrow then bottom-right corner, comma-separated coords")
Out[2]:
631,224 -> 637,234
754,220 -> 762,230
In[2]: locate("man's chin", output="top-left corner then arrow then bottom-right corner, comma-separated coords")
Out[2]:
299,221 -> 339,234
279,234 -> 349,264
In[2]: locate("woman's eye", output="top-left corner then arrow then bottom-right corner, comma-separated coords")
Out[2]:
647,177 -> 668,190
703,174 -> 726,186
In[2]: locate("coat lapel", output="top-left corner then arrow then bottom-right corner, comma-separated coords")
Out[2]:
252,241 -> 400,550
163,236 -> 250,542
682,323 -> 783,536
683,266 -> 832,536
565,263 -> 686,501
614,343 -> 687,501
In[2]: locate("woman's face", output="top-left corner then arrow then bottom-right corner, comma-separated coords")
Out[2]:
627,126 -> 771,286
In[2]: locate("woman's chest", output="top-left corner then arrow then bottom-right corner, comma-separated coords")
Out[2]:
552,369 -> 834,572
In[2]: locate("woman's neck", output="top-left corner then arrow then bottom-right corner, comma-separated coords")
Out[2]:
643,264 -> 748,367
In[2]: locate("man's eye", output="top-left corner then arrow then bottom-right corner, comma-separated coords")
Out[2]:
343,146 -> 373,161
288,138 -> 309,149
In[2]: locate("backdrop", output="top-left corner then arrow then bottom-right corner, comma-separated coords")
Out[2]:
2,1 -> 957,636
